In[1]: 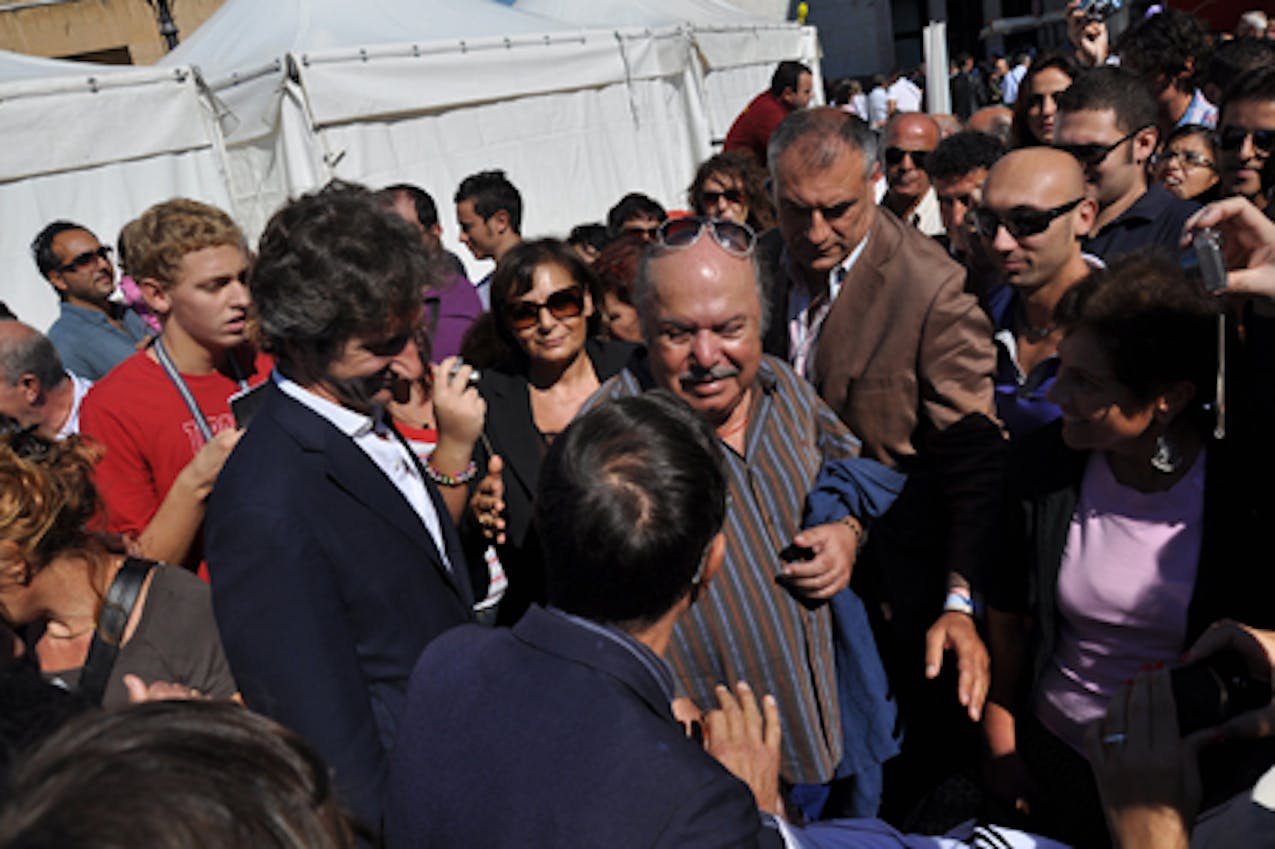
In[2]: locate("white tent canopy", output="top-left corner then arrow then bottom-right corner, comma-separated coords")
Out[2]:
0,53 -> 232,330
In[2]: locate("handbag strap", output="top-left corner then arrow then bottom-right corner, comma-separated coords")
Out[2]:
78,558 -> 156,707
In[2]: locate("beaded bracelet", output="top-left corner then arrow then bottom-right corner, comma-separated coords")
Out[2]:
425,460 -> 478,487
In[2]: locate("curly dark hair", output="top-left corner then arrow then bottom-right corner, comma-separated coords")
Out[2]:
1116,8 -> 1212,96
687,151 -> 776,232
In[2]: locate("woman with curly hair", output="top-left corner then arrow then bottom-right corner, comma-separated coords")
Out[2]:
688,151 -> 776,232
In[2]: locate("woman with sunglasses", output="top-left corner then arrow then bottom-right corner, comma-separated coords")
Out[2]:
1150,124 -> 1221,202
0,417 -> 236,708
983,253 -> 1275,846
1009,52 -> 1077,149
687,152 -> 776,233
468,240 -> 636,625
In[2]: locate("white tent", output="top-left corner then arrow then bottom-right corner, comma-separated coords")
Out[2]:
158,0 -> 818,280
0,52 -> 232,330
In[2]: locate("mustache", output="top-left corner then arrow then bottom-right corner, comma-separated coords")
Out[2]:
678,364 -> 740,385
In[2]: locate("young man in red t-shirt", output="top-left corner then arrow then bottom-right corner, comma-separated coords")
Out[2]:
80,199 -> 271,571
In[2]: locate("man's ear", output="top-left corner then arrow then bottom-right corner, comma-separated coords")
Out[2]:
136,277 -> 171,317
1073,197 -> 1099,238
1157,379 -> 1198,422
45,270 -> 69,295
700,533 -> 726,588
490,210 -> 510,236
17,374 -> 41,406
429,223 -> 443,238
1132,125 -> 1159,165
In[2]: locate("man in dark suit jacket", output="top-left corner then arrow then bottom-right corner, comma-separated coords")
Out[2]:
385,392 -> 788,848
762,107 -> 1005,817
206,185 -> 477,837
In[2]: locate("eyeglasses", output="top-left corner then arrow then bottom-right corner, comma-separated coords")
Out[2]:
971,197 -> 1085,240
504,287 -> 586,330
655,217 -> 756,258
56,245 -> 112,274
700,188 -> 745,207
1149,148 -> 1216,170
883,147 -> 930,169
1216,125 -> 1275,155
1055,126 -> 1148,167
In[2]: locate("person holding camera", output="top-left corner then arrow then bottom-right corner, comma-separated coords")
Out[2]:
984,250 -> 1275,846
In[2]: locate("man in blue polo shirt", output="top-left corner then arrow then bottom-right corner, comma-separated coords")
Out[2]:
32,221 -> 150,380
1054,67 -> 1199,263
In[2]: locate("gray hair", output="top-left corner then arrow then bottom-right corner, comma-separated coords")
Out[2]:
0,321 -> 65,389
632,244 -> 771,343
767,107 -> 879,180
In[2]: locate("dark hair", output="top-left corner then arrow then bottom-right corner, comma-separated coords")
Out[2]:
30,221 -> 86,279
454,169 -> 523,234
379,183 -> 440,230
537,391 -> 726,630
1220,65 -> 1275,116
1205,38 -> 1275,99
0,322 -> 65,390
1116,8 -> 1212,95
688,151 -> 777,231
605,193 -> 667,240
1009,51 -> 1078,148
770,60 -> 812,99
592,233 -> 646,306
250,181 -> 426,386
1056,251 -> 1216,407
1160,123 -> 1217,159
0,701 -> 355,849
925,131 -> 1005,182
768,107 -> 879,178
1056,67 -> 1159,137
489,239 -> 601,369
566,223 -> 608,253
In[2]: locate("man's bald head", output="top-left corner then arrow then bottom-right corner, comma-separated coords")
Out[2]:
985,147 -> 1087,204
967,106 -> 1013,145
882,113 -> 941,201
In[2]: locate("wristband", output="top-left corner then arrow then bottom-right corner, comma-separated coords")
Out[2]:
943,591 -> 975,616
425,459 -> 478,487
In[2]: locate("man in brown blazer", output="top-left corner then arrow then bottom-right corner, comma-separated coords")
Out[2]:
761,107 -> 1006,819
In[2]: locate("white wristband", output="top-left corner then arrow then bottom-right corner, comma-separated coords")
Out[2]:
943,591 -> 975,616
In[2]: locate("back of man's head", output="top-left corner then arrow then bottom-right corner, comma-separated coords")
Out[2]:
770,61 -> 812,99
123,199 -> 244,289
250,182 -> 425,386
1116,8 -> 1211,96
537,391 -> 726,632
768,107 -> 879,179
30,221 -> 87,280
0,320 -> 65,395
454,170 -> 523,235
1056,66 -> 1159,135
379,183 -> 441,231
926,131 -> 1005,183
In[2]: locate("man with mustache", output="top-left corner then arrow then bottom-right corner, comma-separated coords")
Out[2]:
32,220 -> 150,380
79,199 -> 271,572
205,183 -> 478,840
588,217 -> 900,818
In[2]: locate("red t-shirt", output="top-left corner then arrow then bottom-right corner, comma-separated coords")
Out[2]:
79,348 -> 272,568
723,90 -> 790,168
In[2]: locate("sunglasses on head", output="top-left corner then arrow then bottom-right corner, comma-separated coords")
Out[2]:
971,197 -> 1084,240
883,147 -> 929,169
1055,126 -> 1148,168
701,188 -> 745,206
504,286 -> 586,330
57,245 -> 112,274
655,217 -> 756,258
1216,125 -> 1275,154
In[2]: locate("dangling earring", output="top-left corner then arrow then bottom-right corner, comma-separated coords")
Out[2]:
1150,431 -> 1182,474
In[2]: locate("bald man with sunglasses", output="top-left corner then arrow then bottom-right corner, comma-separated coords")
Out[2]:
31,221 -> 150,381
974,148 -> 1101,440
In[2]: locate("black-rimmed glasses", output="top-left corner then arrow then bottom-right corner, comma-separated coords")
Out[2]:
971,198 -> 1085,240
655,217 -> 756,258
56,245 -> 112,274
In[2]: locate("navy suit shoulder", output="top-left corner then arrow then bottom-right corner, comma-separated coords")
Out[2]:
206,382 -> 473,833
386,607 -> 780,849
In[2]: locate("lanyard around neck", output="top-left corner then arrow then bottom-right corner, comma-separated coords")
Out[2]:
153,338 -> 248,444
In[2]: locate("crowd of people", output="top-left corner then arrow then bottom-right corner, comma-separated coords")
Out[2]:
1,3 -> 1274,848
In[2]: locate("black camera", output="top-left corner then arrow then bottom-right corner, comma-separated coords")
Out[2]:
1170,649 -> 1269,737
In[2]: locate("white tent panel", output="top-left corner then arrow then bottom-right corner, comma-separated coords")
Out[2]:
697,25 -> 822,141
511,0 -> 771,27
0,48 -> 119,81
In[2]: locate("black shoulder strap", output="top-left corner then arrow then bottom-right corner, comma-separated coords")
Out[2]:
78,558 -> 156,707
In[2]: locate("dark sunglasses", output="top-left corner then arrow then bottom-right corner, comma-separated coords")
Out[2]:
971,197 -> 1084,240
1055,126 -> 1147,168
700,188 -> 745,206
883,147 -> 929,169
655,217 -> 756,258
1216,125 -> 1275,155
504,287 -> 586,330
57,245 -> 112,274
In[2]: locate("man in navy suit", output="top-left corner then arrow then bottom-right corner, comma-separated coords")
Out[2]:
206,184 -> 478,838
385,392 -> 789,848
